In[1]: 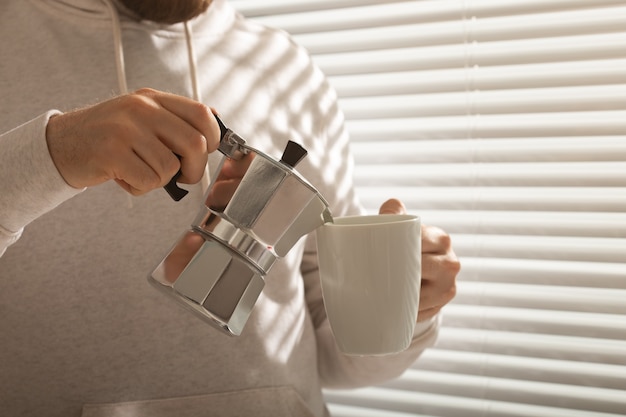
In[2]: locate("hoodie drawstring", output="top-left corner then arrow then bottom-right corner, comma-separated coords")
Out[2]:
102,0 -> 128,95
184,21 -> 201,103
184,21 -> 212,191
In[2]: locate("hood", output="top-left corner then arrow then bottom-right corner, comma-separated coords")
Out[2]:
36,0 -> 236,97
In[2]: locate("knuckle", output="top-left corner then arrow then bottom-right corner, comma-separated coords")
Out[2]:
122,91 -> 158,115
164,155 -> 181,177
453,259 -> 461,274
184,166 -> 205,183
143,173 -> 162,190
437,232 -> 452,249
133,87 -> 158,97
187,131 -> 208,154
160,158 -> 181,184
188,100 -> 212,121
126,168 -> 160,191
446,284 -> 457,301
129,188 -> 145,196
446,256 -> 461,275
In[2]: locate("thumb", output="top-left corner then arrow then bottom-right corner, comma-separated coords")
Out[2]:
378,198 -> 407,215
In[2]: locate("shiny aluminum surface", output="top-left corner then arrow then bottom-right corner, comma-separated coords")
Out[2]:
150,117 -> 331,336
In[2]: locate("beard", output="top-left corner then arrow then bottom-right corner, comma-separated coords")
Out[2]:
117,0 -> 212,24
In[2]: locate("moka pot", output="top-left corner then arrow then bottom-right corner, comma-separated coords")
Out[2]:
149,116 -> 332,336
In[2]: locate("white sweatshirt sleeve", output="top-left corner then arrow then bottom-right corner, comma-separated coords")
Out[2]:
0,111 -> 83,256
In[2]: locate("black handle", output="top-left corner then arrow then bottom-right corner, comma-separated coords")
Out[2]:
214,114 -> 229,140
163,155 -> 188,202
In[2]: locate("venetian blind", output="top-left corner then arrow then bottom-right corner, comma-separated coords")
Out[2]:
230,1 -> 626,416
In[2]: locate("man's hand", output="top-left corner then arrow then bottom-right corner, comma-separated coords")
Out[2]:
379,198 -> 460,322
46,88 -> 221,195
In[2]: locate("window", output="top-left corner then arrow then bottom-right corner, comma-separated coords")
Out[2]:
231,1 -> 626,416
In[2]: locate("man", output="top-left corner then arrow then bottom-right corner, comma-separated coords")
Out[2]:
0,1 -> 459,416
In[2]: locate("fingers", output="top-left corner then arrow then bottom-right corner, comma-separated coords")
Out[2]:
378,198 -> 406,215
145,89 -> 220,153
128,132 -> 181,187
108,142 -> 174,194
421,224 -> 452,254
418,272 -> 458,321
417,224 -> 461,322
133,88 -> 220,185
416,305 -> 445,321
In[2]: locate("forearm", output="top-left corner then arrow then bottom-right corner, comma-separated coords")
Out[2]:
0,111 -> 83,255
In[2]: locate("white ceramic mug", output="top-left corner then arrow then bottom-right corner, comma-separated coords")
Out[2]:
316,214 -> 421,356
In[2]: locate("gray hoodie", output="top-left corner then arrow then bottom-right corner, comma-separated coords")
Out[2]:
0,1 -> 438,415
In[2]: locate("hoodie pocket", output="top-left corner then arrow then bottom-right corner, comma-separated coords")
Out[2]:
81,386 -> 318,417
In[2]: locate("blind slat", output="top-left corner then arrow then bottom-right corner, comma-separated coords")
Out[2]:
357,186 -> 626,212
436,328 -> 626,364
450,234 -> 626,263
417,210 -> 626,238
352,137 -> 626,163
347,111 -> 626,140
457,257 -> 626,288
341,86 -> 626,119
331,59 -> 626,97
414,350 -> 626,389
383,370 -> 626,415
453,281 -> 626,314
442,305 -> 626,339
355,162 -> 626,186
324,386 -> 626,417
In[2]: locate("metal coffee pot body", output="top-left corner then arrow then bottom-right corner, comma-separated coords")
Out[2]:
149,117 -> 331,336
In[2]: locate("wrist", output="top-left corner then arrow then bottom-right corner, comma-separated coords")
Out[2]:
45,111 -> 83,189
